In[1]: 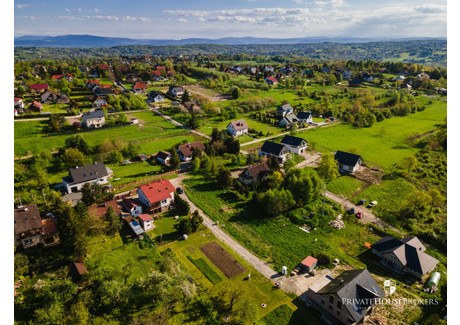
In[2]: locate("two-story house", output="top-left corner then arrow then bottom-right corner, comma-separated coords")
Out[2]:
227,119 -> 249,136
61,162 -> 111,193
177,141 -> 205,162
137,179 -> 176,214
82,110 -> 106,128
258,141 -> 290,163
14,204 -> 44,249
280,135 -> 308,154
238,162 -> 270,185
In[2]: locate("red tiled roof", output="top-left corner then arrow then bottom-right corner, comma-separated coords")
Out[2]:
156,66 -> 166,70
88,200 -> 122,219
52,75 -> 64,79
30,84 -> 49,90
14,98 -> 22,101
301,256 -> 318,267
102,84 -> 112,88
100,64 -> 110,69
266,76 -> 278,83
134,82 -> 148,89
138,179 -> 175,204
151,70 -> 161,76
85,80 -> 100,84
138,214 -> 154,222
30,101 -> 42,109
41,218 -> 58,238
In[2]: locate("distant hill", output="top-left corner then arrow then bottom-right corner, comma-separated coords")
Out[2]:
14,34 -> 445,48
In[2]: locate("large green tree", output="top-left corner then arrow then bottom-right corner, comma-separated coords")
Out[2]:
317,153 -> 339,183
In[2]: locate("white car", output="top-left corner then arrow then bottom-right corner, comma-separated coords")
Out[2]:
367,201 -> 378,208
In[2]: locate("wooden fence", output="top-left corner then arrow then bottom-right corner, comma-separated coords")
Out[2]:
112,169 -> 180,192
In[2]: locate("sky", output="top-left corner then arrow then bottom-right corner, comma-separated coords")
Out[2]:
13,0 -> 447,39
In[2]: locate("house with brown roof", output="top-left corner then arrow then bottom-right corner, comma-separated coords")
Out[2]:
27,101 -> 42,112
40,90 -> 59,103
370,236 -> 439,279
70,262 -> 87,282
156,151 -> 171,165
227,119 -> 249,136
177,141 -> 205,162
41,217 -> 60,246
14,204 -> 43,249
238,162 -> 270,185
122,198 -> 143,217
88,200 -> 122,219
137,179 -> 176,214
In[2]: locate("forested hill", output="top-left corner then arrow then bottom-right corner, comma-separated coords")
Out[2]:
14,39 -> 446,67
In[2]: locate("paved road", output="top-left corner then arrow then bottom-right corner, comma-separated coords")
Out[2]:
170,175 -> 281,283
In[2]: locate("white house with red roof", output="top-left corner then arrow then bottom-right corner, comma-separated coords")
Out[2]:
122,198 -> 143,217
30,84 -> 49,93
265,76 -> 278,85
14,98 -> 24,109
133,82 -> 148,94
137,179 -> 176,214
138,214 -> 154,231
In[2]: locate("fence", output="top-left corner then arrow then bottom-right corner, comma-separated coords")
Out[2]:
112,169 -> 180,192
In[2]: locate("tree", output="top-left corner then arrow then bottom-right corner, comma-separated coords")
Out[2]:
317,153 -> 339,183
65,135 -> 91,155
14,252 -> 29,281
105,206 -> 122,235
190,210 -> 203,232
62,148 -> 88,169
231,86 -> 242,99
181,90 -> 190,103
48,114 -> 68,133
267,155 -> 280,171
121,140 -> 140,160
259,188 -> 295,217
216,166 -> 232,187
290,122 -> 298,135
174,192 -> 190,216
403,190 -> 430,217
402,155 -> 418,173
192,157 -> 201,173
169,148 -> 181,170
107,150 -> 123,164
65,302 -> 90,325
177,217 -> 193,234
283,168 -> 322,206
427,189 -> 444,214
81,183 -> 104,206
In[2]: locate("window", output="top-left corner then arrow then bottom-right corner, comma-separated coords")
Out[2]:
24,238 -> 33,245
329,295 -> 334,303
337,300 -> 342,308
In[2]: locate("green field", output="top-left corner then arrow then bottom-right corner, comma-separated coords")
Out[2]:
327,175 -> 365,198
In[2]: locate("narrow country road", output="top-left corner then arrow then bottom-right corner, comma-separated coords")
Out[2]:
169,175 -> 281,283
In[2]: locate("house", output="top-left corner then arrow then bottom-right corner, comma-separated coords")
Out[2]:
321,67 -> 332,74
79,67 -> 89,73
156,151 -> 171,165
91,96 -> 107,108
14,98 -> 24,110
258,141 -> 290,163
177,141 -> 205,162
167,86 -> 185,98
279,113 -> 298,128
147,91 -> 165,103
296,111 -> 313,124
349,79 -> 363,87
122,198 -> 143,217
370,236 -> 439,279
14,204 -> 43,249
138,214 -> 154,231
416,73 -> 430,80
126,73 -> 139,83
28,101 -> 42,112
265,76 -> 278,85
56,93 -> 70,104
362,73 -> 373,82
264,66 -> 275,73
30,83 -> 49,92
227,119 -> 249,136
61,162 -> 111,193
300,256 -> 318,273
342,70 -> 353,80
93,87 -> 115,97
307,269 -> 384,325
280,135 -> 308,154
52,74 -> 73,82
238,162 -> 270,185
137,179 -> 176,214
40,90 -> 58,103
89,69 -> 98,78
41,217 -> 60,246
334,151 -> 362,173
394,75 -> 406,82
82,110 -> 106,128
88,200 -> 122,219
277,104 -> 294,117
247,67 -> 257,74
133,82 -> 148,94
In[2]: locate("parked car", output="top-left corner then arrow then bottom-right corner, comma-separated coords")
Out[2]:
355,212 -> 363,219
358,199 -> 367,206
176,187 -> 184,194
367,201 -> 378,208
348,207 -> 355,215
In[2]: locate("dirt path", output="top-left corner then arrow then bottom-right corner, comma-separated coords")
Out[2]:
170,175 -> 281,283
184,85 -> 232,102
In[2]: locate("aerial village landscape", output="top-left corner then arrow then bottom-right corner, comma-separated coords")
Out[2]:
12,1 -> 448,324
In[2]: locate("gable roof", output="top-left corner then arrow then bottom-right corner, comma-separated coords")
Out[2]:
82,110 -> 105,123
317,269 -> 384,323
156,151 -> 171,160
228,119 -> 248,131
178,141 -> 205,157
30,84 -> 49,90
14,204 -> 43,235
281,135 -> 306,147
138,179 -> 175,204
371,236 -> 439,275
29,101 -> 42,109
41,217 -> 59,238
240,162 -> 270,180
122,198 -> 140,211
169,85 -> 184,93
301,256 -> 318,267
278,104 -> 293,112
69,162 -> 108,184
266,76 -> 278,83
334,151 -> 362,167
296,111 -> 312,120
134,82 -> 148,89
138,214 -> 154,222
260,141 -> 288,156
281,113 -> 298,125
88,200 -> 122,219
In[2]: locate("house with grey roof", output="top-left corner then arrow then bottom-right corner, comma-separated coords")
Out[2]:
307,269 -> 384,325
277,104 -> 294,117
167,85 -> 185,98
334,151 -> 362,173
296,111 -> 313,124
280,135 -> 307,154
61,162 -> 112,194
258,141 -> 290,163
82,110 -> 106,128
279,113 -> 298,128
371,236 -> 439,279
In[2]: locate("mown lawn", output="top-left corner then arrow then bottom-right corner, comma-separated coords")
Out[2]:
327,176 -> 365,198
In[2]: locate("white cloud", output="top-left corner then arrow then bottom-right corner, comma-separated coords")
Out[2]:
90,15 -> 151,22
65,8 -> 70,12
177,18 -> 187,22
93,8 -> 101,13
15,15 -> 36,20
414,4 -> 446,13
314,0 -> 348,8
77,8 -> 83,12
15,4 -> 31,9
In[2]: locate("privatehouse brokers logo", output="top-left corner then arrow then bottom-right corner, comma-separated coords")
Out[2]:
384,279 -> 397,295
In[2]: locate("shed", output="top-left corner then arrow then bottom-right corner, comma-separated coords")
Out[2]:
300,256 -> 318,273
70,262 -> 87,282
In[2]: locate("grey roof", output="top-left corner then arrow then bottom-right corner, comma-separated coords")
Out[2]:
335,151 -> 362,167
278,104 -> 293,112
69,162 -> 108,184
317,269 -> 384,323
169,86 -> 184,93
296,111 -> 312,120
371,236 -> 439,275
281,113 -> 298,125
82,110 -> 105,123
14,204 -> 42,235
281,135 -> 306,147
228,119 -> 248,131
260,141 -> 288,156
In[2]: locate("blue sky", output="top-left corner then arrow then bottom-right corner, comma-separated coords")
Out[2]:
14,0 -> 447,39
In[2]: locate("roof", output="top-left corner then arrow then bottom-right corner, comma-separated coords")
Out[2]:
134,82 -> 148,89
278,104 -> 293,112
266,76 -> 278,83
73,262 -> 87,276
260,141 -> 288,156
228,119 -> 248,131
122,198 -> 140,210
169,85 -> 184,92
69,162 -> 109,184
178,141 -> 205,157
316,269 -> 385,323
156,151 -> 171,160
129,220 -> 145,235
41,218 -> 59,238
301,256 -> 318,267
14,98 -> 22,101
88,200 -> 122,219
29,101 -> 42,109
281,114 -> 298,125
296,111 -> 312,120
281,135 -> 306,147
334,151 -> 362,167
138,179 -> 175,204
30,84 -> 49,90
138,214 -> 154,222
14,204 -> 43,235
371,236 -> 439,275
82,110 -> 105,123
148,91 -> 163,98
239,162 -> 270,180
